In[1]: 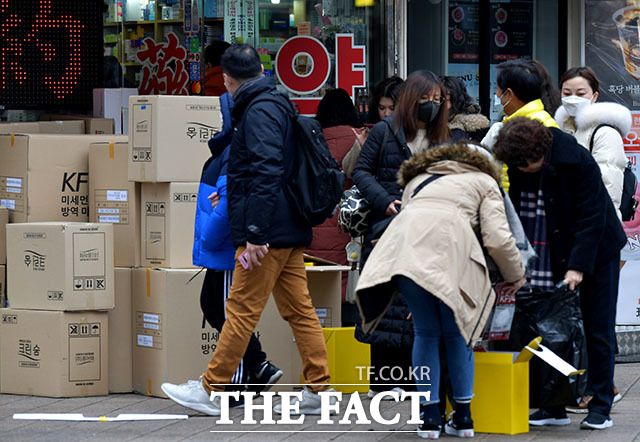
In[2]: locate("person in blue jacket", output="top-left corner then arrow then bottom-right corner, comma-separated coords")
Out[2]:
190,92 -> 282,400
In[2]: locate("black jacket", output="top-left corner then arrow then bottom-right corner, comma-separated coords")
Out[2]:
352,115 -> 413,347
227,75 -> 312,248
508,128 -> 626,278
354,292 -> 413,349
352,116 -> 412,227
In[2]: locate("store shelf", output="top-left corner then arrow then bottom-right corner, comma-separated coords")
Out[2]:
104,22 -> 122,27
124,20 -> 156,25
157,19 -> 183,24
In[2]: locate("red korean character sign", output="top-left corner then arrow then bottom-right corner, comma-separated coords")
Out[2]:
275,34 -> 366,115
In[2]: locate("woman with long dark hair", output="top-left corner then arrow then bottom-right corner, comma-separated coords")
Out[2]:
352,70 -> 451,402
441,76 -> 490,143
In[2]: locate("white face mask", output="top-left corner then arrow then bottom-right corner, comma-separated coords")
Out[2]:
561,95 -> 591,117
494,90 -> 511,116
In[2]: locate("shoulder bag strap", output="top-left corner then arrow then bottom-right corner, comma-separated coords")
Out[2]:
374,121 -> 391,179
411,174 -> 443,198
589,123 -> 616,153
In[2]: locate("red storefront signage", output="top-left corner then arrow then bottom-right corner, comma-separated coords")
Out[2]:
275,34 -> 365,115
137,33 -> 189,96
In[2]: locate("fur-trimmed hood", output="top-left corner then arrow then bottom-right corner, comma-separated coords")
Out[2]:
449,112 -> 491,133
555,101 -> 632,137
398,143 -> 500,186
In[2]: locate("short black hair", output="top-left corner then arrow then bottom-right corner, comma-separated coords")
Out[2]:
315,88 -> 361,129
494,117 -> 553,167
205,40 -> 231,67
496,59 -> 542,104
220,44 -> 262,81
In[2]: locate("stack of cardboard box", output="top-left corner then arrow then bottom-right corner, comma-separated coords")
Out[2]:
126,95 -> 224,397
0,94 -> 354,400
0,131 -> 127,397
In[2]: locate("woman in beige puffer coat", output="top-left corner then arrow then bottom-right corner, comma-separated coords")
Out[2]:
555,67 -> 631,221
355,143 -> 526,438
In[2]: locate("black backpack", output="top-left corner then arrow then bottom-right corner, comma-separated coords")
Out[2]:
245,94 -> 345,226
589,123 -> 638,221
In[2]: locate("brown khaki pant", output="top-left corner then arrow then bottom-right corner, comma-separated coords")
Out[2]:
202,246 -> 330,393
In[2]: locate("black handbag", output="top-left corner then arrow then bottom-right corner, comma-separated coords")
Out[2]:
338,122 -> 390,237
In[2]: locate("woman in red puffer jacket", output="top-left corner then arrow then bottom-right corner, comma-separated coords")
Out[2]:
306,88 -> 362,299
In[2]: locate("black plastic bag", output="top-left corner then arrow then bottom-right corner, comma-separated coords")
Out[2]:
491,285 -> 588,408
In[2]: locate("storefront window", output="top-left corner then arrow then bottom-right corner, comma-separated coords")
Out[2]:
254,0 -> 382,101
103,0 -> 386,105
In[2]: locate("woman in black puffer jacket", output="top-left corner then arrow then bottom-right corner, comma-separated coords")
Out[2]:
352,70 -> 451,395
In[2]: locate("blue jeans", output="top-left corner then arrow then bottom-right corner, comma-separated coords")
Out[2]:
396,276 -> 474,404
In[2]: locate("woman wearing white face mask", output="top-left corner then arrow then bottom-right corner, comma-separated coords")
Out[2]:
555,66 -> 630,221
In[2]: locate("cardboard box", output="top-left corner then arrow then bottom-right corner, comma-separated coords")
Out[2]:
0,206 -> 7,264
94,88 -> 138,134
463,338 -> 585,435
128,95 -> 222,182
140,182 -> 198,268
0,308 -> 108,397
322,327 -> 370,394
0,265 -> 5,308
470,351 -> 530,435
304,255 -> 350,328
41,114 -> 115,135
38,120 -> 85,135
0,134 -> 127,223
132,267 -> 214,397
109,268 -> 133,393
6,222 -> 115,311
0,122 -> 40,134
90,142 -> 141,267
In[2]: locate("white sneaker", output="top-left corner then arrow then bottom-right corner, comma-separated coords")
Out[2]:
274,387 -> 338,415
368,387 -> 405,400
161,376 -> 221,416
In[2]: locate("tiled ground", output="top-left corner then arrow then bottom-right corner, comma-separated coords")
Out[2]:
0,362 -> 638,441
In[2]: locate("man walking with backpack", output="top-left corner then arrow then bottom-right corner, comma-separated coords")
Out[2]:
162,44 -> 332,416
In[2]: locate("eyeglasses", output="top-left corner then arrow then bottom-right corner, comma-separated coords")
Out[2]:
424,96 -> 445,105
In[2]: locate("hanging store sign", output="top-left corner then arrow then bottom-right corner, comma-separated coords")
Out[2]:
275,34 -> 366,115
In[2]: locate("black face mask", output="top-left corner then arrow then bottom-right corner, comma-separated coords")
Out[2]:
417,101 -> 441,124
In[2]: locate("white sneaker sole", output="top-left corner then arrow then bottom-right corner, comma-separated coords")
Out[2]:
417,427 -> 441,439
581,419 -> 613,430
529,417 -> 571,426
161,384 -> 220,416
444,423 -> 474,437
261,369 -> 284,393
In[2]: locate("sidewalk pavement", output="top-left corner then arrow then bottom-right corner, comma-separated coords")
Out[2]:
0,362 -> 638,441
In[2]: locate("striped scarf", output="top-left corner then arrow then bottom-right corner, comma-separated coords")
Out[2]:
519,174 -> 554,290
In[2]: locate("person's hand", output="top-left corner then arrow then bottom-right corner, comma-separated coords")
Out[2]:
564,270 -> 583,291
503,276 -> 527,296
385,200 -> 402,216
208,192 -> 220,209
244,241 -> 269,270
352,127 -> 368,147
